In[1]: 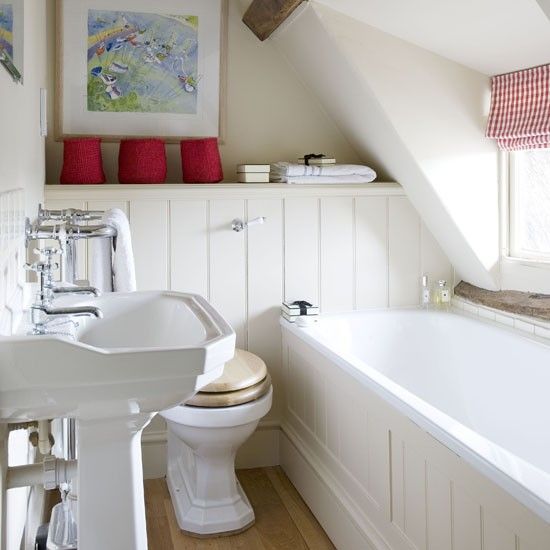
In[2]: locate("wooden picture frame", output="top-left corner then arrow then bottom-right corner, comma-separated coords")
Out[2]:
55,0 -> 227,143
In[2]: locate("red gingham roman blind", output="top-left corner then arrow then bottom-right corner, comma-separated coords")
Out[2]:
486,64 -> 550,151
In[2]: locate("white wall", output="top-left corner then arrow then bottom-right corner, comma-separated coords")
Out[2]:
272,4 -> 500,291
45,183 -> 452,473
0,0 -> 47,214
0,1 -> 48,547
44,0 -> 361,185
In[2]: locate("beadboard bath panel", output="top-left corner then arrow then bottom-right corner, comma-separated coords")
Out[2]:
45,183 -> 452,474
281,330 -> 548,550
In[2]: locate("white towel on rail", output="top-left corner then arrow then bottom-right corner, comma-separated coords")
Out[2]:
89,236 -> 113,293
89,208 -> 136,293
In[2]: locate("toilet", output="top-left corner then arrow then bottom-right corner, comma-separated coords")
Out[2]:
160,349 -> 273,536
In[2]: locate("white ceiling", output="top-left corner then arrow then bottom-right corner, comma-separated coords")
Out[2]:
313,0 -> 550,75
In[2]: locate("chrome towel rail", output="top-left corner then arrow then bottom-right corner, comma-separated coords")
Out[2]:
38,204 -> 104,224
27,222 -> 117,241
26,205 -> 118,286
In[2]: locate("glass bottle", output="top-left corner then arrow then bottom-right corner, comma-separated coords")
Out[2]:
434,280 -> 451,310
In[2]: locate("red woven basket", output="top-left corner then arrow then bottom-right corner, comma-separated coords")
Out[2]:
180,138 -> 223,183
60,138 -> 106,185
118,139 -> 167,184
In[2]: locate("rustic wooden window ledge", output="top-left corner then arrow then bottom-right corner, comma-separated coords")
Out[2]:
454,281 -> 550,322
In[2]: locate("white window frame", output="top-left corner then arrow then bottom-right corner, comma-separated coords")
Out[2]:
500,151 -> 550,295
506,150 -> 550,264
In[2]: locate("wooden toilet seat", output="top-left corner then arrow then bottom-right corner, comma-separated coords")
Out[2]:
185,349 -> 271,408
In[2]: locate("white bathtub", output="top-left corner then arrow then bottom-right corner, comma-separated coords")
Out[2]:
281,309 -> 550,548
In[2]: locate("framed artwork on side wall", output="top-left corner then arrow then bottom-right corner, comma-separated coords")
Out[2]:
56,0 -> 227,142
0,0 -> 24,83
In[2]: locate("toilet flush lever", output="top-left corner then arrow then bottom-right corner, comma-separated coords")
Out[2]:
231,217 -> 266,232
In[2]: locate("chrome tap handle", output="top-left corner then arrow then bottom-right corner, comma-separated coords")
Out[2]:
32,247 -> 62,277
24,261 -> 58,275
33,246 -> 63,273
34,246 -> 63,258
24,261 -> 59,304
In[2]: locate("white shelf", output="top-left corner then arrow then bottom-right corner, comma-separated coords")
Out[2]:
45,182 -> 403,200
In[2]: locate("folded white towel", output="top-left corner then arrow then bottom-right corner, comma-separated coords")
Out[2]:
284,175 -> 377,185
270,162 -> 376,182
107,208 -> 137,292
89,209 -> 137,293
89,236 -> 113,293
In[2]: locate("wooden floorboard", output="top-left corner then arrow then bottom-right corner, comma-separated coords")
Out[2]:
145,467 -> 335,550
265,467 -> 334,550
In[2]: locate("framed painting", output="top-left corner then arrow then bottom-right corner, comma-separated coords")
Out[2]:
0,0 -> 24,83
56,0 -> 227,142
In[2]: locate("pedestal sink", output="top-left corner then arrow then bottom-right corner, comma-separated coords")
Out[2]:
0,291 -> 235,550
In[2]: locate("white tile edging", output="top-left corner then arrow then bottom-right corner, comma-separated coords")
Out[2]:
0,188 -> 26,336
452,296 -> 550,340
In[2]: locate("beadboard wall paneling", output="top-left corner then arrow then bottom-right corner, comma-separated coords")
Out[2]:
355,196 -> 388,309
131,201 -> 169,291
0,188 -> 26,336
247,198 -> 284,418
209,200 -> 248,349
45,184 -> 453,427
283,197 -> 320,306
320,197 -> 355,312
170,200 -> 209,297
388,196 -> 422,307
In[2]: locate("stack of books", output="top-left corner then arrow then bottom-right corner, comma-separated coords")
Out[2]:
237,164 -> 270,183
298,156 -> 336,165
281,301 -> 320,323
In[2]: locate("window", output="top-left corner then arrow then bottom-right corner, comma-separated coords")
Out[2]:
509,149 -> 550,261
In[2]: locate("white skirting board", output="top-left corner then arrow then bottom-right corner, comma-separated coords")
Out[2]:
141,420 -> 281,480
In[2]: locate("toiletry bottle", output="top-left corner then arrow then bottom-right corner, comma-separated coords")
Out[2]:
435,280 -> 451,310
421,275 -> 431,309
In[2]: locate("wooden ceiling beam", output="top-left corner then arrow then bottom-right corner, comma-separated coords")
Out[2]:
243,0 -> 306,41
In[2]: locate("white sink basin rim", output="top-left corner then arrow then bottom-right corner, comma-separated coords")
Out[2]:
0,291 -> 236,422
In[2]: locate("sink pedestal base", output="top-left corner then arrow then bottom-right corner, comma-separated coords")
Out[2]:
77,413 -> 154,550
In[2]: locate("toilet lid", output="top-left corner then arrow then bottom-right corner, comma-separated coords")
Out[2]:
185,374 -> 271,408
199,349 -> 268,393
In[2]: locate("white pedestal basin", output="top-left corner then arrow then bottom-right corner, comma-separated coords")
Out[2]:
0,291 -> 235,550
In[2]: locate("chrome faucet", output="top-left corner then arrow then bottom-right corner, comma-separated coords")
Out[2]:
51,286 -> 101,298
30,304 -> 103,335
26,247 -> 103,335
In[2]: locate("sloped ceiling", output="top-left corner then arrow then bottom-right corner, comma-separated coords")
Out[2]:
314,0 -> 550,75
272,3 -> 500,289
537,0 -> 550,20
